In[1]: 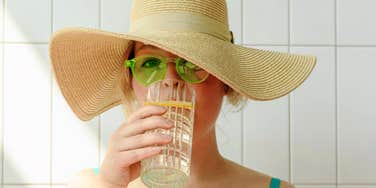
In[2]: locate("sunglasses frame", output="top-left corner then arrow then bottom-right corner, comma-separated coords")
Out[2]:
124,54 -> 209,86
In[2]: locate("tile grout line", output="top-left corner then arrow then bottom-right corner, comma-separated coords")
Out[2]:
294,183 -> 376,186
1,0 -> 5,186
0,1 -> 373,187
2,182 -> 376,186
0,41 -> 49,44
238,44 -> 376,47
50,0 -> 54,187
98,0 -> 101,28
98,0 -> 102,170
334,0 -> 339,187
98,116 -> 101,169
1,41 -> 376,47
287,0 -> 292,184
240,0 -> 244,166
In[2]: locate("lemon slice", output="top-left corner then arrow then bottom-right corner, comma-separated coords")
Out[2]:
144,101 -> 193,110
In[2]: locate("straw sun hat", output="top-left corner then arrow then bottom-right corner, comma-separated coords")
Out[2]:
48,0 -> 317,121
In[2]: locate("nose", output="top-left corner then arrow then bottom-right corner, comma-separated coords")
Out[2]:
161,62 -> 185,88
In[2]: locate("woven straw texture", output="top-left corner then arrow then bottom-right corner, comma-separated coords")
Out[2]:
130,0 -> 229,26
48,0 -> 317,121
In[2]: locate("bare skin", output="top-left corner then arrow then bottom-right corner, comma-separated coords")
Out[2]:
66,41 -> 295,188
127,42 -> 294,188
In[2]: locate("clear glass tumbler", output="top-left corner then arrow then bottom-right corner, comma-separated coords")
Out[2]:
140,79 -> 195,188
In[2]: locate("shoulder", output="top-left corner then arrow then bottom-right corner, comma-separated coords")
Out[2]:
223,158 -> 295,188
67,168 -> 127,188
66,168 -> 98,188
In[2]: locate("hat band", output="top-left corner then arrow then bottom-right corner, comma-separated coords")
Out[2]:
130,12 -> 232,42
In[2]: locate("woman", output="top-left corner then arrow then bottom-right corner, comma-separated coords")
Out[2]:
49,0 -> 316,187
65,41 -> 296,188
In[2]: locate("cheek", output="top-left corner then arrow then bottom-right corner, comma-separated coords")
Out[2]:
193,79 -> 225,127
131,77 -> 148,103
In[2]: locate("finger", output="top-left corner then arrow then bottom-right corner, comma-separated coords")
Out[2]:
120,146 -> 164,167
120,116 -> 174,137
127,105 -> 167,124
117,133 -> 172,152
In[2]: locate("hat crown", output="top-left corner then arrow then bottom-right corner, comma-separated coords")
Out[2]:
130,0 -> 229,26
129,0 -> 231,41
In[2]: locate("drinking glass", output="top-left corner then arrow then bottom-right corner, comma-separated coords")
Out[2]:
140,79 -> 195,188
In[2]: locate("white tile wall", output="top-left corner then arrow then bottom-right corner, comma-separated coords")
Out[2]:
0,1 -> 4,42
339,186 -> 376,188
226,0 -> 242,44
4,186 -> 50,188
4,44 -> 51,184
243,0 -> 289,45
244,95 -> 291,181
53,0 -> 100,32
0,44 -> 3,184
5,0 -> 51,43
290,0 -> 335,45
51,79 -> 99,184
1,0 -> 376,187
101,0 -> 132,33
296,186 -> 335,188
216,102 -> 243,165
243,46 -> 290,181
337,0 -> 376,45
290,47 -> 336,184
337,47 -> 376,184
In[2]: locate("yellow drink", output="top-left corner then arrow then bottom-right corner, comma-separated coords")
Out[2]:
144,101 -> 193,110
140,79 -> 195,188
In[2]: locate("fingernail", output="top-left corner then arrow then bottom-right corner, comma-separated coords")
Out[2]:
151,146 -> 163,152
165,119 -> 174,125
159,106 -> 167,111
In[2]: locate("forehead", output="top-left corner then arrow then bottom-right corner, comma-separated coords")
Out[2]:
134,41 -> 163,53
134,41 -> 177,57
135,41 -> 156,50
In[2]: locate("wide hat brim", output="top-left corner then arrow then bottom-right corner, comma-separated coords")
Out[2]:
48,27 -> 316,121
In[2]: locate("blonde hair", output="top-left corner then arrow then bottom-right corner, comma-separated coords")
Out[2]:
118,65 -> 139,117
223,84 -> 248,112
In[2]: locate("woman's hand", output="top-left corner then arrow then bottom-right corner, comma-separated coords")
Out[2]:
98,105 -> 174,187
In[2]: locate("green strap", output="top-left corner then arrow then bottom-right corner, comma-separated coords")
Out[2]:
92,167 -> 100,175
270,177 -> 281,188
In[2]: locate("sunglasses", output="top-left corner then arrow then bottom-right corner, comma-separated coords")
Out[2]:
124,54 -> 209,86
